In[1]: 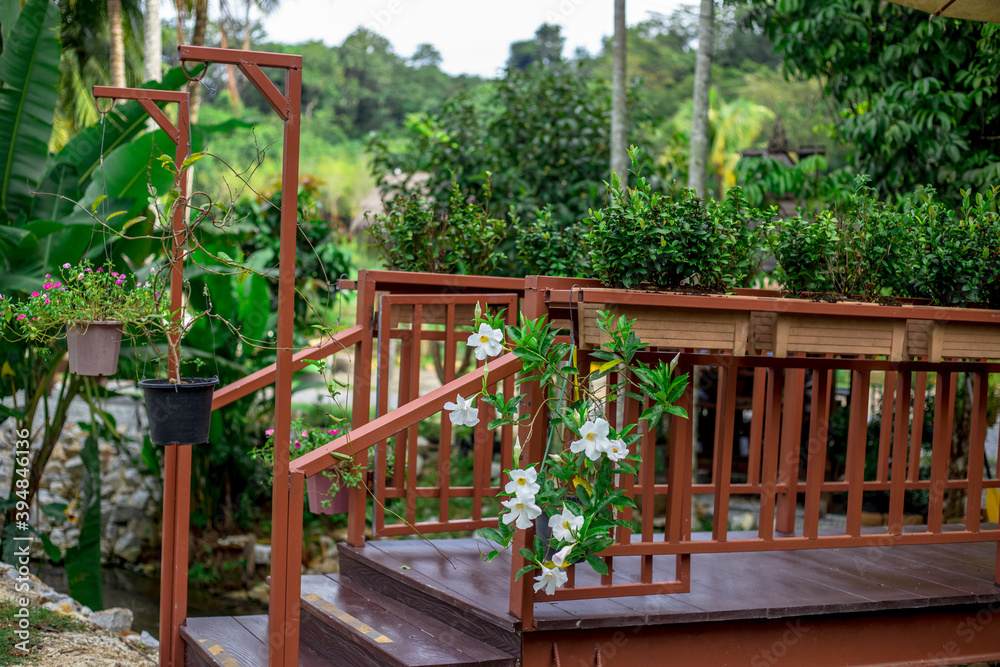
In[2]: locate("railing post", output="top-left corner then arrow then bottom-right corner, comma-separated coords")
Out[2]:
509,276 -> 546,629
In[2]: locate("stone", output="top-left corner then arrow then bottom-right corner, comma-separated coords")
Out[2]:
90,607 -> 134,634
218,534 -> 250,549
116,489 -> 150,522
253,543 -> 271,566
64,455 -> 85,475
114,532 -> 143,563
133,630 -> 159,650
248,581 -> 270,604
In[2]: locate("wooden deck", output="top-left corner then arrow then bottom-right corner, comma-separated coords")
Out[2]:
183,526 -> 1000,667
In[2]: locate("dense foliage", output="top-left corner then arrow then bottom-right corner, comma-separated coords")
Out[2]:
750,0 -> 1000,204
586,153 -> 768,291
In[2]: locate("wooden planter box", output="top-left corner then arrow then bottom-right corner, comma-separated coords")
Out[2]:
906,319 -> 1000,361
752,312 -> 907,360
578,301 -> 750,355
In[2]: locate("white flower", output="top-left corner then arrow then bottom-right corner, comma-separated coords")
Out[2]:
603,438 -> 629,462
505,467 -> 540,499
551,544 -> 574,568
466,322 -> 503,360
570,418 -> 611,461
548,507 -> 584,543
444,394 -> 480,427
501,495 -> 542,529
533,564 -> 569,595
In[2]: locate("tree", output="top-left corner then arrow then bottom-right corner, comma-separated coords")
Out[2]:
108,0 -> 125,86
144,0 -> 161,82
506,23 -> 565,71
411,43 -> 442,69
689,0 -> 714,197
610,0 -> 628,179
752,0 -> 1000,203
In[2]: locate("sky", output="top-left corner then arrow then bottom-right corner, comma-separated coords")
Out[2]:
259,0 -> 690,78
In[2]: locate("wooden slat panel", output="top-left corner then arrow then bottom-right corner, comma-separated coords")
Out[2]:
845,369 -> 871,537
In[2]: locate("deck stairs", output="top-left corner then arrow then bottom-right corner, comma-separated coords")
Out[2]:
181,542 -> 519,667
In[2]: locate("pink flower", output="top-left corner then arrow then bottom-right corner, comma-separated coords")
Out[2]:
44,274 -> 50,278
62,263 -> 70,269
30,292 -> 39,298
294,441 -> 301,448
329,430 -> 339,435
96,267 -> 102,272
16,315 -> 25,321
302,430 -> 308,437
265,428 -> 274,436
43,282 -> 52,290
84,268 -> 92,272
53,282 -> 61,288
115,280 -> 124,286
43,298 -> 50,305
77,274 -> 83,280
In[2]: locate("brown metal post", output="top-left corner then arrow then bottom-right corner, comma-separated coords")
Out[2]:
349,272 -> 377,546
94,85 -> 190,667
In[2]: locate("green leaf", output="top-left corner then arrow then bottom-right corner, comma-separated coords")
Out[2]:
585,554 -> 608,576
90,195 -> 108,212
0,0 -> 60,220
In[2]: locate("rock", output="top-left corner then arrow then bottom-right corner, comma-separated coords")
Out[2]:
248,581 -> 270,604
64,455 -> 85,475
116,489 -> 150,522
126,630 -> 160,650
90,607 -> 134,634
254,543 -> 271,566
218,534 -> 251,549
114,532 -> 143,563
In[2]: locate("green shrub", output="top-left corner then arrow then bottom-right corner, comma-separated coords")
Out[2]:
367,182 -> 506,275
769,210 -> 838,295
587,153 -> 767,291
516,205 -> 591,277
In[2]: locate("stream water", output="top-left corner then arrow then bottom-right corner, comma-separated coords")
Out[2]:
37,564 -> 267,639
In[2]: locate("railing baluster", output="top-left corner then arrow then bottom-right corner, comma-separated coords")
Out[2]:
846,368 -> 871,538
348,274 -> 376,547
640,392 -> 655,583
776,365 -> 806,534
877,370 -> 897,483
375,298 -> 393,534
395,329 -> 412,492
928,371 -> 954,534
759,367 -> 784,541
966,371 -> 988,532
888,371 -> 912,535
909,372 -> 928,482
405,305 -> 423,527
713,364 -> 737,542
804,368 -> 831,539
439,304 -> 456,524
748,367 -> 768,487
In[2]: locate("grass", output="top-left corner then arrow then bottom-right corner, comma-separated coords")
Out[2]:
0,598 -> 87,663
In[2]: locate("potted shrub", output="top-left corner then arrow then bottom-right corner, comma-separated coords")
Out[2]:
582,151 -> 769,354
452,308 -> 688,594
0,260 -> 164,376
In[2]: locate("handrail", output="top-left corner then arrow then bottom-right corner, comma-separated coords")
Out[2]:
290,351 -> 523,478
211,324 -> 365,411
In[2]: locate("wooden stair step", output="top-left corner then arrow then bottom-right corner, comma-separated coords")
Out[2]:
338,542 -> 520,657
181,615 -> 328,667
300,574 -> 514,667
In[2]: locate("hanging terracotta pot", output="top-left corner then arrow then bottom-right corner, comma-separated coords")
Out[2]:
66,321 -> 124,376
138,377 -> 219,446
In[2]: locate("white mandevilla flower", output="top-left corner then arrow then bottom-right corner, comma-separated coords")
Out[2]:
501,495 -> 542,529
603,438 -> 629,462
549,507 -> 584,543
443,394 -> 480,427
533,564 -> 569,595
570,417 -> 611,461
551,544 -> 574,568
505,467 -> 540,498
466,322 -> 503,360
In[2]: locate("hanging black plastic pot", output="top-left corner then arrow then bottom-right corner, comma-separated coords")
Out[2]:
138,377 -> 219,446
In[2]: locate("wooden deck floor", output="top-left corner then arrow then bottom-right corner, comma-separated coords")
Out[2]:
344,526 -> 1000,632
